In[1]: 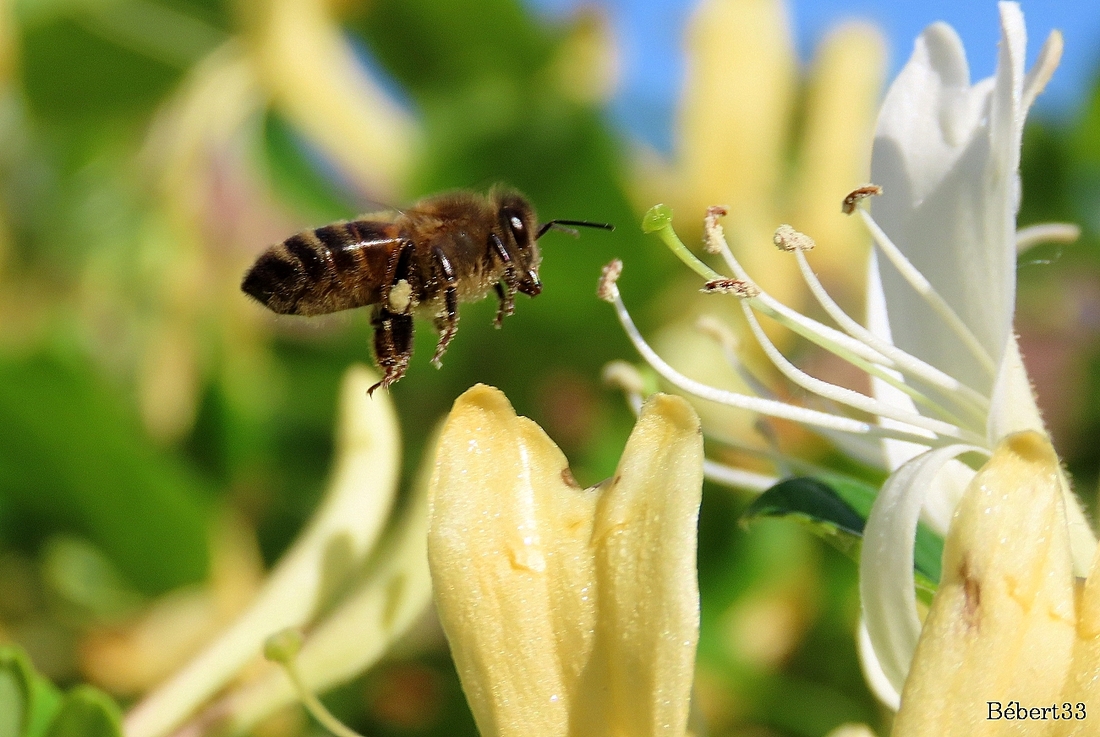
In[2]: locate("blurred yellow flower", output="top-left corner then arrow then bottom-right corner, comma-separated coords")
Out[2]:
123,365 -> 431,737
631,0 -> 886,455
428,385 -> 703,737
644,0 -> 884,301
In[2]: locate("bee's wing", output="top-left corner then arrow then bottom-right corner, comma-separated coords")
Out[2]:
243,220 -> 406,316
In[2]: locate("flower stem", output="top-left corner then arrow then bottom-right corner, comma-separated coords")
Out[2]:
265,629 -> 371,737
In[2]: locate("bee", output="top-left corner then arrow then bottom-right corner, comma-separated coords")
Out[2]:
241,188 -> 612,393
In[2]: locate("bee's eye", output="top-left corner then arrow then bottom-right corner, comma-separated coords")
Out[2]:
508,214 -> 528,247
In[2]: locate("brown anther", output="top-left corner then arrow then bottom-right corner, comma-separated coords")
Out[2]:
842,184 -> 883,214
597,259 -> 623,302
773,224 -> 815,252
702,278 -> 759,298
703,205 -> 730,254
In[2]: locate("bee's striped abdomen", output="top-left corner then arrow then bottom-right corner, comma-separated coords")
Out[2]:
242,220 -> 403,316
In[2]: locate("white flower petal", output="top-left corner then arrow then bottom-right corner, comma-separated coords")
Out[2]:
860,444 -> 986,697
857,617 -> 900,711
868,3 -> 1038,396
866,250 -> 930,471
986,333 -> 1044,442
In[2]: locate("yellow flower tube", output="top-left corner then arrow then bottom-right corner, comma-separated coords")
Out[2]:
428,385 -> 703,737
893,432 -> 1077,735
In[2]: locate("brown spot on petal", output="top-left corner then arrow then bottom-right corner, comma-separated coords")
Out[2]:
959,556 -> 982,630
561,467 -> 581,488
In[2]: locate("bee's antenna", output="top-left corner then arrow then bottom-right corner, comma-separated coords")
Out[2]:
537,220 -> 615,239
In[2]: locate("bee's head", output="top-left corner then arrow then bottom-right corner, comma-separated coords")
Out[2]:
494,191 -> 543,296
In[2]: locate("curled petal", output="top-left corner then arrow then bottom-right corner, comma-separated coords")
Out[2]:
857,617 -> 900,710
581,393 -> 702,737
860,444 -> 986,698
428,385 -> 595,737
1060,536 -> 1100,710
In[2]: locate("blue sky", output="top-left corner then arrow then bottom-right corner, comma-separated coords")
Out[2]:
526,0 -> 1100,150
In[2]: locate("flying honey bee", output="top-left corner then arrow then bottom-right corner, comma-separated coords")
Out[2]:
241,188 -> 613,393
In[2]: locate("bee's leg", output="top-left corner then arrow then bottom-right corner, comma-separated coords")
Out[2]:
489,233 -> 522,328
493,281 -> 515,327
431,247 -> 459,368
368,306 -> 414,395
381,240 -> 418,313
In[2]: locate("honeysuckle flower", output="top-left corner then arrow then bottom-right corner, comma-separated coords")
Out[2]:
890,430 -> 1100,736
124,366 -> 432,737
599,0 -> 1094,714
427,385 -> 703,737
858,2 -> 1096,709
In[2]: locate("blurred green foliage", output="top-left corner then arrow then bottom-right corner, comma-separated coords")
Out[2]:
0,0 -> 1098,735
1,644 -> 122,737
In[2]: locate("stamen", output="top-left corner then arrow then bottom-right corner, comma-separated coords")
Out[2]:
642,204 -> 723,281
703,205 -> 729,254
702,279 -> 759,297
601,358 -> 816,491
704,225 -> 894,368
601,269 -> 968,447
773,224 -> 815,252
738,300 -> 985,444
1016,222 -> 1080,253
702,213 -> 984,430
856,209 -> 997,375
597,259 -> 623,302
601,360 -> 645,415
1022,30 -> 1063,111
792,248 -> 991,421
842,184 -> 883,215
695,316 -> 775,399
703,459 -> 777,492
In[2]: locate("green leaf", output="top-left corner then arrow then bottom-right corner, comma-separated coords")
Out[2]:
743,477 -> 866,561
0,645 -> 62,737
45,688 -> 122,737
0,354 -> 210,595
21,18 -> 181,123
0,664 -> 25,737
0,647 -> 123,737
743,476 -> 944,586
